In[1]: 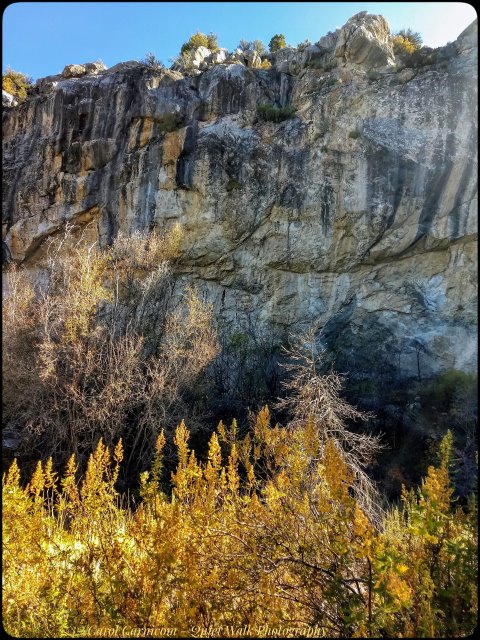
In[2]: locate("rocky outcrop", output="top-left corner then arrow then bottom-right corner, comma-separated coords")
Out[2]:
62,63 -> 88,78
241,49 -> 262,68
2,89 -> 18,107
2,13 -> 478,384
62,60 -> 107,78
266,12 -> 395,75
335,12 -> 394,67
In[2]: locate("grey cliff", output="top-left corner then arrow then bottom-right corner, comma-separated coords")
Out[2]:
2,13 -> 477,383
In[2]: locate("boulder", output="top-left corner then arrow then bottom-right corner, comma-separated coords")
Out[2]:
242,49 -> 261,68
451,18 -> 478,73
397,68 -> 415,83
456,18 -> 477,53
269,47 -> 302,74
318,30 -> 340,51
83,60 -> 108,74
62,63 -> 87,78
191,46 -> 212,68
335,11 -> 394,68
172,46 -> 214,72
227,49 -> 246,65
208,48 -> 228,65
107,60 -> 144,74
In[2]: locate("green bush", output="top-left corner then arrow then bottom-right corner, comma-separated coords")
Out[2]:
228,331 -> 249,349
408,46 -> 438,68
268,34 -> 286,53
238,38 -> 250,52
392,29 -> 435,68
393,35 -> 417,56
180,31 -> 219,55
238,39 -> 267,56
2,67 -> 33,102
257,103 -> 296,123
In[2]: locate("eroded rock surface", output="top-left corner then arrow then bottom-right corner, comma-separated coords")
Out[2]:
2,14 -> 478,382
2,89 -> 18,107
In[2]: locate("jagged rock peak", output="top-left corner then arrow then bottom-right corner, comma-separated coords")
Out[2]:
334,12 -> 395,67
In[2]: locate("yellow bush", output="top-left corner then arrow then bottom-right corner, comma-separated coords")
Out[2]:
3,421 -> 477,637
392,29 -> 422,60
392,35 -> 417,56
180,31 -> 219,55
2,66 -> 32,102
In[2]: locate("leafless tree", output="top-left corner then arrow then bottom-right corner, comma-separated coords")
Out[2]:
276,329 -> 385,525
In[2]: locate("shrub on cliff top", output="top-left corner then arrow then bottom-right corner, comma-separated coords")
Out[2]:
392,29 -> 423,58
268,33 -> 287,52
395,28 -> 423,49
180,31 -> 219,55
140,51 -> 164,70
238,39 -> 267,56
2,67 -> 33,102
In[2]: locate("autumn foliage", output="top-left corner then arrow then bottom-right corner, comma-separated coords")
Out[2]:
3,418 -> 477,637
2,66 -> 33,102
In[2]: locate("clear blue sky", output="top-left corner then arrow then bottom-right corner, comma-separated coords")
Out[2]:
2,2 -> 477,80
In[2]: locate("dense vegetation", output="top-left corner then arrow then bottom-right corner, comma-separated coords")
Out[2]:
2,225 -> 218,477
3,419 -> 477,637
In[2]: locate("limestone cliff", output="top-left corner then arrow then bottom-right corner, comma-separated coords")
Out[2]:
2,13 -> 478,383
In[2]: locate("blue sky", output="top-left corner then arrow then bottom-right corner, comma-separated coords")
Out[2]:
2,2 -> 477,80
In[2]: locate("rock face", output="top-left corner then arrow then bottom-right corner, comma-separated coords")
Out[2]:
2,89 -> 18,107
2,14 -> 478,384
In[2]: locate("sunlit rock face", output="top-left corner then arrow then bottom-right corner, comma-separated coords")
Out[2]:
2,14 -> 477,382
